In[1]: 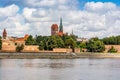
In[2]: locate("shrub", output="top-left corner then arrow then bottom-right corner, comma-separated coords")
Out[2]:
108,46 -> 117,53
16,44 -> 24,52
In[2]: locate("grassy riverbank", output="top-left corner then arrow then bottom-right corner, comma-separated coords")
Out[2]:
0,53 -> 120,59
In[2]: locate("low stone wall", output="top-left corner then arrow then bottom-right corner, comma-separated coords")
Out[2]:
105,45 -> 120,52
23,45 -> 39,52
74,48 -> 80,53
2,45 -> 16,52
53,48 -> 72,53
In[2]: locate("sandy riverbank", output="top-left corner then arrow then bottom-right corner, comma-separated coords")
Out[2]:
0,53 -> 120,59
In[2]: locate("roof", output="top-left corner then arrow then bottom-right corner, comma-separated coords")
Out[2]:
51,24 -> 58,29
58,32 -> 63,36
15,34 -> 29,42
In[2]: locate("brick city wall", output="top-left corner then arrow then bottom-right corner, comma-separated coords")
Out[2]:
53,48 -> 72,53
105,45 -> 120,53
23,45 -> 39,52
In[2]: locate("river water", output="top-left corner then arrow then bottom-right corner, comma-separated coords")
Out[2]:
0,59 -> 120,80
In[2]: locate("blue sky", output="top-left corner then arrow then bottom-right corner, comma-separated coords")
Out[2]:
0,0 -> 120,6
0,0 -> 120,12
0,0 -> 120,38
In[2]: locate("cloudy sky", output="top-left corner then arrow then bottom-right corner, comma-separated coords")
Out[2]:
0,0 -> 120,38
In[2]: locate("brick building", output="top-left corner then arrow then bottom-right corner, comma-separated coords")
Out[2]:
51,18 -> 64,36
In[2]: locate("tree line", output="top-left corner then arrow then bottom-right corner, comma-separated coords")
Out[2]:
25,35 -> 106,53
102,35 -> 120,45
17,35 -> 120,53
0,35 -> 119,53
25,35 -> 77,52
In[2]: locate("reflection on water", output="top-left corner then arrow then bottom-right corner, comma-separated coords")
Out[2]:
22,62 -> 74,68
0,59 -> 120,80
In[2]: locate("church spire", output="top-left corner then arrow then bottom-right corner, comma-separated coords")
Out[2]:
59,18 -> 63,32
72,29 -> 73,35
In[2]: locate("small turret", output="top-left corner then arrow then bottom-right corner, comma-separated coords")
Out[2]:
3,28 -> 7,39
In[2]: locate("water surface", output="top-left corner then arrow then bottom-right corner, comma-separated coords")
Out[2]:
0,59 -> 120,80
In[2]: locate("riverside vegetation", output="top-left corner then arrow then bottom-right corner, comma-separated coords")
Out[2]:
0,35 -> 119,53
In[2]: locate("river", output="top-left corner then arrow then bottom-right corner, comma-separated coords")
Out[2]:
0,59 -> 120,80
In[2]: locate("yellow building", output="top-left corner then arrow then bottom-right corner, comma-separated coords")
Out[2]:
1,29 -> 39,52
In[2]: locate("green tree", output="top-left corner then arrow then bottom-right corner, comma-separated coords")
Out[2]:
42,36 -> 49,50
55,36 -> 65,48
79,42 -> 86,52
79,42 -> 86,48
47,36 -> 58,50
16,44 -> 24,52
70,35 -> 78,41
62,35 -> 71,43
86,37 -> 105,52
25,35 -> 35,45
108,46 -> 117,53
35,35 -> 43,45
65,37 -> 76,52
102,35 -> 120,45
43,36 -> 65,50
116,36 -> 120,44
38,41 -> 44,50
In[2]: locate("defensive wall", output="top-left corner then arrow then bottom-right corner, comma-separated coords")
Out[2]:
2,43 -> 80,53
105,45 -> 120,53
23,45 -> 39,52
2,42 -> 120,53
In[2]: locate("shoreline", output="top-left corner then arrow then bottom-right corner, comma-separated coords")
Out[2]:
0,53 -> 120,59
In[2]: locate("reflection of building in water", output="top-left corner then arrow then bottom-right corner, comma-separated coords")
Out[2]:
49,60 -> 75,80
49,63 -> 74,68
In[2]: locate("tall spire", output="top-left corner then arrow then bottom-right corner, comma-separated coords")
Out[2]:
59,18 -> 63,32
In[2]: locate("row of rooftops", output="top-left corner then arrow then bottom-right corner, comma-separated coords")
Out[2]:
2,28 -> 29,42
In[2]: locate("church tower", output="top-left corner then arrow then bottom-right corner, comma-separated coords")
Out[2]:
51,24 -> 58,36
59,18 -> 63,33
3,28 -> 7,39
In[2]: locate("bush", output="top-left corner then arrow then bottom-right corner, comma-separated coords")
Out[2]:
108,46 -> 117,53
16,44 -> 24,52
86,37 -> 105,52
38,46 -> 44,50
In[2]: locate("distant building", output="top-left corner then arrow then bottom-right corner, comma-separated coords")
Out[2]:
51,24 -> 58,35
51,18 -> 64,36
76,38 -> 88,42
2,29 -> 29,51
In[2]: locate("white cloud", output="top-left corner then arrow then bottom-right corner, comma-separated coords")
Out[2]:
0,4 -> 19,21
0,14 -> 30,36
24,0 -> 56,7
84,2 -> 117,13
